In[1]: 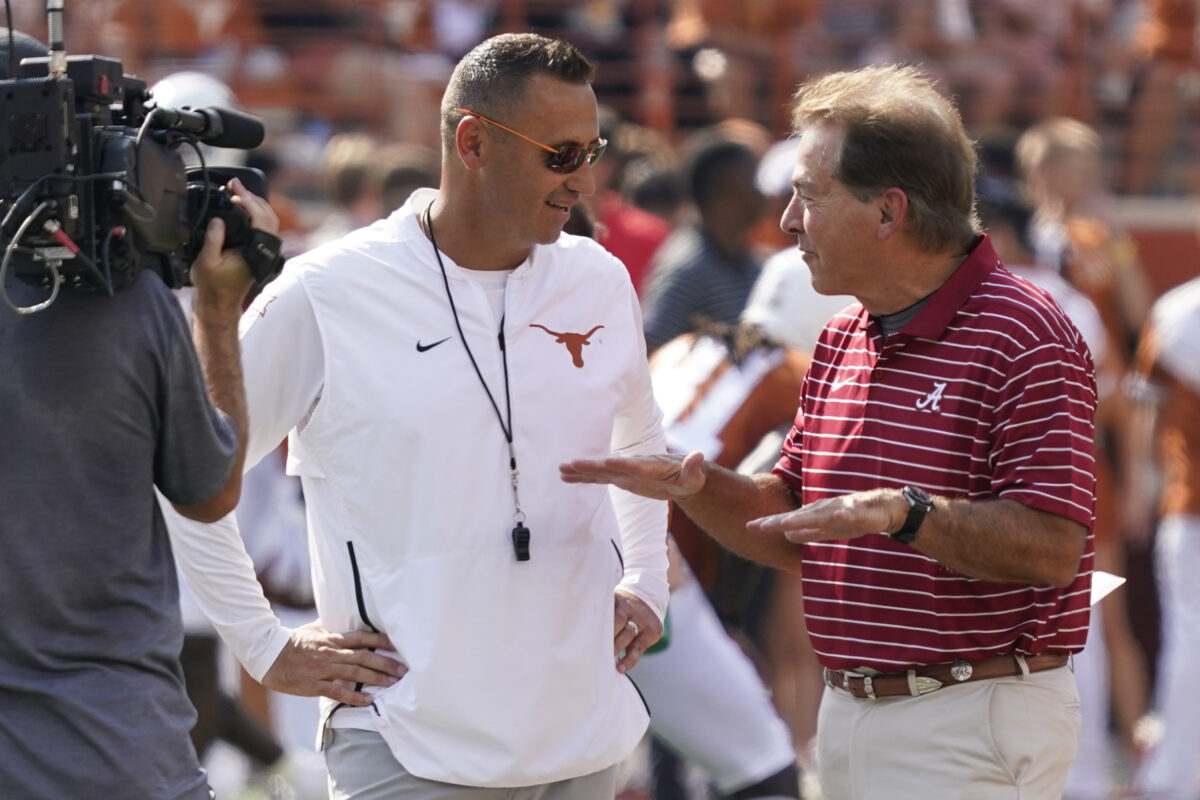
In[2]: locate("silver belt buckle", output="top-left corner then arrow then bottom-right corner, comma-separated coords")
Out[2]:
906,669 -> 944,696
915,676 -> 943,694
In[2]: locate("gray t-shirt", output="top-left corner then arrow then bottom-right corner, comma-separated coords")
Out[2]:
0,269 -> 237,799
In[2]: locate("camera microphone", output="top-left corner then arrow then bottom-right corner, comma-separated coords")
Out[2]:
153,105 -> 265,150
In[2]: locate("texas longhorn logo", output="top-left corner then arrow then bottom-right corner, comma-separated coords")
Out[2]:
529,323 -> 604,368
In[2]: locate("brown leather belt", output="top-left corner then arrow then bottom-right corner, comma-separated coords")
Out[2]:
823,653 -> 1069,699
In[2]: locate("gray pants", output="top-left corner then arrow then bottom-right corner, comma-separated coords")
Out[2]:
325,728 -> 620,800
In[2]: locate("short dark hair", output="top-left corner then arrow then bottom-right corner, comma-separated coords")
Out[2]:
440,33 -> 594,151
379,143 -> 440,212
681,134 -> 757,211
622,160 -> 682,221
976,178 -> 1034,254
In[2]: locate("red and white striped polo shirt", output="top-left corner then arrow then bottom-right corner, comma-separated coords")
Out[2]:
774,236 -> 1096,671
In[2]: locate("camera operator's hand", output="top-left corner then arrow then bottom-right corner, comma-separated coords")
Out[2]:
189,178 -> 279,310
178,178 -> 280,522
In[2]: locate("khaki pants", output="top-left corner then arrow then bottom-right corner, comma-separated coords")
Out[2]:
325,728 -> 619,800
816,664 -> 1081,799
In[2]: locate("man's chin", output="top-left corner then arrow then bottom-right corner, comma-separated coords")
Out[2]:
538,227 -> 565,245
809,270 -> 842,297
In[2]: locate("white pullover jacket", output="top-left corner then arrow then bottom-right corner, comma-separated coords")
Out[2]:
167,189 -> 669,788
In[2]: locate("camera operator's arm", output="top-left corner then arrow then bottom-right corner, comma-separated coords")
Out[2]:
172,179 -> 274,522
165,182 -> 405,704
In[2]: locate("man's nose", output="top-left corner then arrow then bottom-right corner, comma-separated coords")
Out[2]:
565,163 -> 597,196
780,197 -> 803,236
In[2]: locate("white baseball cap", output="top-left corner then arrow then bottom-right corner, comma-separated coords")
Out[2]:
741,250 -> 853,352
755,137 -> 800,198
150,71 -> 247,167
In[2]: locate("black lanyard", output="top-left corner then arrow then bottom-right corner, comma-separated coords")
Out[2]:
424,203 -> 530,561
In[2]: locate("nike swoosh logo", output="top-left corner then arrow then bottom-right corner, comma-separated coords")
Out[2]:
416,337 -> 451,352
830,378 -> 857,391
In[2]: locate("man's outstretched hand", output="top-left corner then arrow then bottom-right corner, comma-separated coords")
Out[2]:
559,451 -> 706,501
261,622 -> 407,706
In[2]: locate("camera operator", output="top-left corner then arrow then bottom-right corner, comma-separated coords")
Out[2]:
0,31 -> 401,799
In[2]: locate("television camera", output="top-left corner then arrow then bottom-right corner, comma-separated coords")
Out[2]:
0,4 -> 282,314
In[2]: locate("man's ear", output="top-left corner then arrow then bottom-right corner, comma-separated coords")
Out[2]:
456,117 -> 486,170
877,187 -> 908,240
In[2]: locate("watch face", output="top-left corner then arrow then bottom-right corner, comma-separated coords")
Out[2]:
892,486 -> 932,543
904,485 -> 932,509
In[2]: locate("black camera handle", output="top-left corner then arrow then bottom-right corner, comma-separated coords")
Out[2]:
239,228 -> 284,285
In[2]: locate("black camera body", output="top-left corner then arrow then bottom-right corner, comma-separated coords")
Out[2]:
0,53 -> 280,297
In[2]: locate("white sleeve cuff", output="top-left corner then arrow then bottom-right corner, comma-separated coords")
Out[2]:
161,492 -> 289,681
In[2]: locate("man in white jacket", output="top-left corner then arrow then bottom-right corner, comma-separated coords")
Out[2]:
169,32 -> 669,800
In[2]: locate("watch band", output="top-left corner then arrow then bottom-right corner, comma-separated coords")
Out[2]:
891,485 -> 932,544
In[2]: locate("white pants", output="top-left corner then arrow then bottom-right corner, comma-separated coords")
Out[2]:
817,665 -> 1081,800
628,579 -> 796,794
1136,514 -> 1200,799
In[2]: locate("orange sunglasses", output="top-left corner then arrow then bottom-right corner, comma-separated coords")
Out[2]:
457,108 -> 607,174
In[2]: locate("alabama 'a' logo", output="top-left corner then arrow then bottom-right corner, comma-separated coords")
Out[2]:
916,381 -> 948,413
529,323 -> 604,368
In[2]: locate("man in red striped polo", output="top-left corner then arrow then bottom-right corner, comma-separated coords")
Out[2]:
562,64 -> 1096,800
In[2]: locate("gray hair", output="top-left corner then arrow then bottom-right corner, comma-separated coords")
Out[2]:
791,65 -> 980,253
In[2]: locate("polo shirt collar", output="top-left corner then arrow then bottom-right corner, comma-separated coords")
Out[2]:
897,234 -> 1000,340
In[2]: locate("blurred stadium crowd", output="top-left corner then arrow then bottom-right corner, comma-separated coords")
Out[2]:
16,1 -> 1200,191
9,1 -> 1200,798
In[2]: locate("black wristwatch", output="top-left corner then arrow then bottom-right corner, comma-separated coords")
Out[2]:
890,485 -> 933,544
